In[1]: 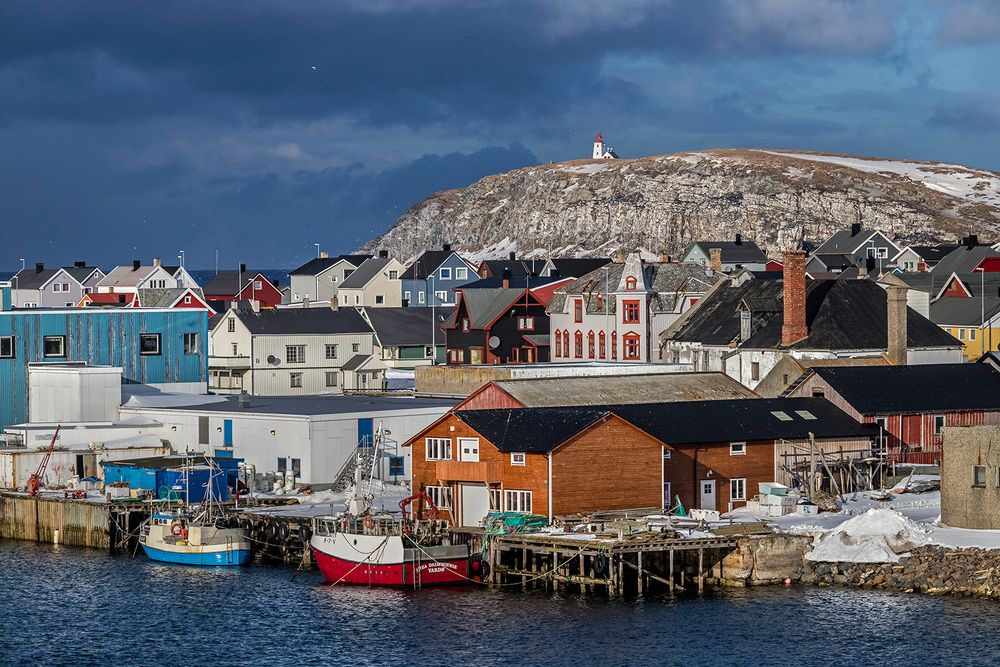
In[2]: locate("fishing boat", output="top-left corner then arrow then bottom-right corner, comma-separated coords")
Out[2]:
139,459 -> 252,566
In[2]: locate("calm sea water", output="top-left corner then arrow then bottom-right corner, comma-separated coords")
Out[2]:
2,539 -> 998,667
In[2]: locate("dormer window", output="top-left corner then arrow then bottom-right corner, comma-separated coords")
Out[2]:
625,276 -> 637,291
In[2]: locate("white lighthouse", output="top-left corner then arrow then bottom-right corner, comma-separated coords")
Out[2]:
592,132 -> 620,160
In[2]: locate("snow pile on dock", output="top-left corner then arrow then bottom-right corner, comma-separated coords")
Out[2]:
806,508 -> 932,564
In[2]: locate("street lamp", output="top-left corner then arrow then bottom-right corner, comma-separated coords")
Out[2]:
975,267 -> 987,354
314,243 -> 320,258
178,250 -> 185,269
430,274 -> 436,364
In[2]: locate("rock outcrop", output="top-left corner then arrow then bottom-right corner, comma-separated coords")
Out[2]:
361,149 -> 1000,259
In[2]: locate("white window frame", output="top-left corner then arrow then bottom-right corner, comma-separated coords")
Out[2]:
139,333 -> 161,356
970,328 -> 977,341
418,292 -> 426,304
184,295 -> 192,304
325,343 -> 338,359
286,345 -> 306,364
439,267 -> 452,280
504,489 -> 532,514
0,335 -> 14,359
510,452 -> 526,466
730,478 -> 747,501
325,371 -> 338,387
388,270 -> 398,280
352,343 -> 360,352
973,464 -> 987,488
404,291 -> 411,302
254,280 -> 263,290
52,283 -> 62,293
426,485 -> 452,510
289,373 -> 303,388
183,332 -> 199,355
228,318 -> 236,333
424,346 -> 434,358
729,441 -> 746,456
435,290 -> 448,303
375,294 -> 385,305
43,335 -> 66,358
425,437 -> 452,461
456,267 -> 468,280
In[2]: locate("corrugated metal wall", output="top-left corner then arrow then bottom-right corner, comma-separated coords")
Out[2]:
0,309 -> 207,429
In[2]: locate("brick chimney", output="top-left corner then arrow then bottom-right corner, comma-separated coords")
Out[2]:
709,247 -> 723,272
886,284 -> 908,365
781,250 -> 808,346
153,257 -> 161,267
319,251 -> 329,259
502,268 -> 511,289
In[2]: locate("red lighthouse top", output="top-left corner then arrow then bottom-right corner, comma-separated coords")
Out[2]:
595,133 -> 603,143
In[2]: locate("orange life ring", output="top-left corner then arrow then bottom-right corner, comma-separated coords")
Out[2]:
180,528 -> 189,540
363,515 -> 374,530
170,521 -> 183,536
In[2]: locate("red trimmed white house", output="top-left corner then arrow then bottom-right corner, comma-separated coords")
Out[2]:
79,287 -> 215,314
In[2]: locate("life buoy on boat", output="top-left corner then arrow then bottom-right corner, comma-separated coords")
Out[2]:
180,527 -> 189,540
363,515 -> 374,530
170,520 -> 183,536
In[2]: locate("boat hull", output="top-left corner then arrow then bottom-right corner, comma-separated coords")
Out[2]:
141,542 -> 252,566
311,533 -> 470,586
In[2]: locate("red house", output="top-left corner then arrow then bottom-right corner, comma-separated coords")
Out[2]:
203,267 -> 282,309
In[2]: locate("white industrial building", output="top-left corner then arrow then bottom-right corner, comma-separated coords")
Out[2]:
119,394 -> 455,485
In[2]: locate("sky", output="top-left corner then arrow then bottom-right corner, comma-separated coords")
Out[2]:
1,0 -> 999,271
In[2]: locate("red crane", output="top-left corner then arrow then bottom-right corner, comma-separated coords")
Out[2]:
27,425 -> 61,496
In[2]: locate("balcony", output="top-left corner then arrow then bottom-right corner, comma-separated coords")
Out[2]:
434,460 -> 504,483
209,355 -> 252,370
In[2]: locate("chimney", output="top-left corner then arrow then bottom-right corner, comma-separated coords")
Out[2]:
74,261 -> 85,268
329,296 -> 338,310
378,250 -> 389,259
509,251 -> 517,261
735,234 -> 743,246
239,263 -> 247,274
319,251 -> 329,259
865,257 -> 877,276
781,251 -> 808,346
709,247 -> 723,272
35,262 -> 44,273
613,250 -> 627,263
251,299 -> 261,313
657,251 -> 669,262
302,295 -> 310,308
966,234 -> 979,249
132,260 -> 141,271
851,223 -> 862,236
442,243 -> 451,252
229,300 -> 238,311
886,284 -> 908,365
153,257 -> 161,267
502,268 -> 511,289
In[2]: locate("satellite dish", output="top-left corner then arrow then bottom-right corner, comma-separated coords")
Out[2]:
267,355 -> 280,366
488,336 -> 501,349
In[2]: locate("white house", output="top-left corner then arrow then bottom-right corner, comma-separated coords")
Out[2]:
97,259 -> 178,294
10,262 -> 105,308
337,255 -> 404,308
288,253 -> 371,306
592,133 -> 620,159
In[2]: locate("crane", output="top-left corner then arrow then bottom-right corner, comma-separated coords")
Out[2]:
27,425 -> 61,496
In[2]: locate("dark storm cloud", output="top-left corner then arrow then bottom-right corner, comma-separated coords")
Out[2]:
927,100 -> 1000,133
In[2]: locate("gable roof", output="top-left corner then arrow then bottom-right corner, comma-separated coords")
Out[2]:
546,257 -> 613,277
548,261 -> 714,315
465,372 -> 756,408
686,240 -> 767,264
12,267 -> 60,290
908,245 -> 959,264
454,407 -> 610,453
98,265 -> 166,288
932,244 -> 1000,276
931,275 -> 1000,325
813,228 -> 896,256
290,255 -> 371,277
455,288 -> 534,329
340,257 -> 394,289
137,287 -> 211,310
400,250 -> 471,280
203,271 -> 274,296
64,266 -> 102,284
228,307 -> 372,335
364,307 -> 454,346
810,364 -> 1000,414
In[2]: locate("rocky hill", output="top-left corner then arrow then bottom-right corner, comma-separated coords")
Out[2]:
359,149 -> 1000,261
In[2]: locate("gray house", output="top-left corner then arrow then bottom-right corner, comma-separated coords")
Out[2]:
807,224 -> 901,275
680,235 -> 768,272
288,253 -> 371,306
400,244 -> 478,307
10,261 -> 104,308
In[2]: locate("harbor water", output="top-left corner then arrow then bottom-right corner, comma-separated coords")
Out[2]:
2,539 -> 999,667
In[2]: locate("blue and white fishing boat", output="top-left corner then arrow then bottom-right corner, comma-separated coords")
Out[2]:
139,458 -> 252,566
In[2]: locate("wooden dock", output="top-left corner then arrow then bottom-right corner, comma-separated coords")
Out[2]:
487,532 -> 739,597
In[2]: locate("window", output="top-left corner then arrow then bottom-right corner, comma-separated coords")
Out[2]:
232,343 -> 238,356
730,442 -> 746,456
510,452 -> 526,466
424,346 -> 434,357
875,417 -> 888,432
183,332 -> 199,355
751,361 -> 760,382
623,332 -> 641,360
587,331 -> 595,358
970,328 -> 977,341
355,295 -> 360,305
43,336 -> 66,358
934,415 -> 945,436
325,344 -> 338,359
352,343 -> 360,352
435,290 -> 448,302
294,293 -> 300,301
562,330 -> 569,358
622,300 -> 641,324
730,478 -> 747,501
866,247 -> 889,259
228,318 -> 236,333
611,331 -> 617,359
517,316 -> 534,331
574,331 -> 583,358
375,294 -> 385,305
291,458 -> 301,476
625,276 -> 637,291
554,331 -> 562,357
598,331 -> 606,359
63,283 -> 70,292
439,268 -> 452,280
973,465 -> 987,488
286,345 -> 306,364
325,372 -> 338,387
52,283 -> 62,292
254,280 -> 263,290
418,292 -> 426,304
404,291 -> 411,302
289,373 -> 303,388
574,299 -> 583,323
138,333 -> 161,356
388,270 -> 398,280
959,328 -> 966,340
426,485 -> 452,510
456,267 -> 468,280
461,316 -> 471,333
811,388 -> 826,397
448,349 -> 465,363
504,490 -> 532,514
0,336 -> 14,358
490,488 -> 502,511
425,437 -> 452,461
183,295 -> 192,304
277,457 -> 287,473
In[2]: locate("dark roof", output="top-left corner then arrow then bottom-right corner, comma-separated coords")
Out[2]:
454,407 -> 609,453
929,273 -> 1000,325
365,307 -> 453,346
340,257 -> 394,289
459,275 -> 564,290
290,255 -> 371,277
811,364 -> 1000,414
549,261 -> 713,315
453,397 -> 872,452
813,228 -> 891,255
64,266 -> 101,283
909,245 -> 959,264
932,245 -> 1000,276
480,259 -> 535,278
341,354 -> 371,371
228,307 -> 372,335
811,254 -> 855,270
203,270 -> 274,295
12,267 -> 59,290
401,250 -> 466,279
687,241 -> 767,264
456,288 -> 528,329
671,276 -> 959,351
546,257 -> 613,277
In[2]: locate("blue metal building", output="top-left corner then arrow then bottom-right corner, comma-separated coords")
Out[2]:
102,455 -> 241,501
0,287 -> 208,430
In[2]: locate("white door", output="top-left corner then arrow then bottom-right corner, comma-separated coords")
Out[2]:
700,479 -> 717,510
459,438 -> 480,462
460,484 -> 490,527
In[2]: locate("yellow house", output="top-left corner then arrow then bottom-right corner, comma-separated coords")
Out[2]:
930,272 -> 1000,361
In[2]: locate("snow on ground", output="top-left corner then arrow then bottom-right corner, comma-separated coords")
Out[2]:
384,368 -> 415,390
806,509 -> 931,563
559,163 -> 609,175
758,150 -> 1000,207
122,392 -> 228,408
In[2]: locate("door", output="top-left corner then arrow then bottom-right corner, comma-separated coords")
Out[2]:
223,419 -> 233,446
469,348 -> 482,365
699,479 -> 717,510
460,483 -> 490,527
357,418 -> 374,447
459,438 -> 480,462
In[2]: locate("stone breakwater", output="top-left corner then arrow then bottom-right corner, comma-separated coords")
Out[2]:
800,546 -> 1000,599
